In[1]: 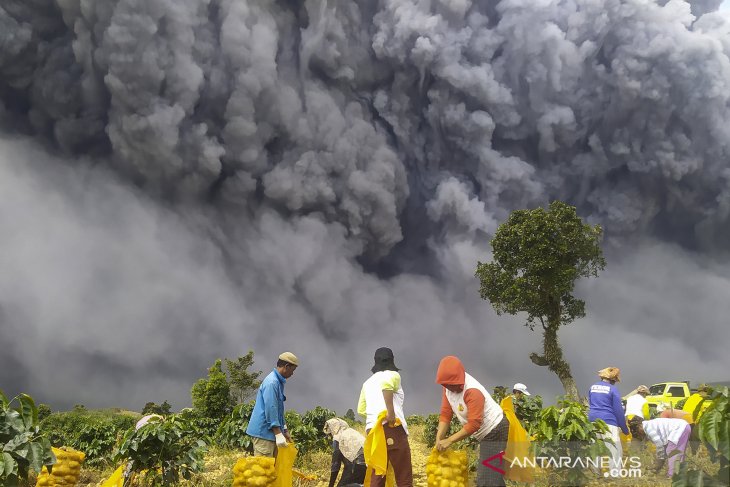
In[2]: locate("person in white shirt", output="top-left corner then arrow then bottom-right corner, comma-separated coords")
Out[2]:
628,416 -> 691,477
357,347 -> 412,487
625,385 -> 650,419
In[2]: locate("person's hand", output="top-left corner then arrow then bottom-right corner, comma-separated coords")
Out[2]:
386,412 -> 396,425
436,437 -> 452,452
275,433 -> 288,448
283,431 -> 292,443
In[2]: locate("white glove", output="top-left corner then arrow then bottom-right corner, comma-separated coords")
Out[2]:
275,433 -> 288,448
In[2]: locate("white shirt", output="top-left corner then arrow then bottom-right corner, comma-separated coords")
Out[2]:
357,370 -> 408,434
444,373 -> 503,441
642,418 -> 689,448
625,394 -> 648,418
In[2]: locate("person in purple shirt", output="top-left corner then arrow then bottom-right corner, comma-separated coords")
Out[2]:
588,367 -> 629,476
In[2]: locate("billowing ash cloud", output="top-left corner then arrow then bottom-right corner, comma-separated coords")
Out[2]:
1,0 -> 730,412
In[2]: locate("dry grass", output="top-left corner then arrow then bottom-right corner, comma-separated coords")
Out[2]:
68,424 -> 717,486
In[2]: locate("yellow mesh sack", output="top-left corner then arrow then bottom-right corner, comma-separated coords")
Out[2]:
272,443 -> 298,487
232,456 -> 276,487
35,447 -> 85,487
426,449 -> 468,487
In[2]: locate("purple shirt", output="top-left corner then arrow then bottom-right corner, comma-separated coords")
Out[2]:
588,380 -> 629,434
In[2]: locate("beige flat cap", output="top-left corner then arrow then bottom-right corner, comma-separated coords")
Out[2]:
279,352 -> 299,366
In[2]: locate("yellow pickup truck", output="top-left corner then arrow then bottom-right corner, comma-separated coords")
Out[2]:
645,382 -> 711,420
645,382 -> 693,411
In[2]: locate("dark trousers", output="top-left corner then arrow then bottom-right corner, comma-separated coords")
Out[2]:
477,416 -> 510,487
337,463 -> 366,486
369,425 -> 413,487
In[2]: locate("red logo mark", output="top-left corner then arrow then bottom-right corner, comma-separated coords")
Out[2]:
481,451 -> 506,475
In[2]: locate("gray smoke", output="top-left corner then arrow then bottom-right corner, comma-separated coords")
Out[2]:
1,0 -> 730,413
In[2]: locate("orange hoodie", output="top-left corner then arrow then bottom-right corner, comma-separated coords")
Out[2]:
435,356 -> 485,434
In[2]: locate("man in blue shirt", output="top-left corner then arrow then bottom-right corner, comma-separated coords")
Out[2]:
246,352 -> 299,457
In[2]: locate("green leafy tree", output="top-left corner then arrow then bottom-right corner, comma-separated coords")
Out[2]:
141,402 -> 157,415
115,414 -> 207,486
142,401 -> 173,415
37,404 -> 52,422
225,350 -> 262,404
191,359 -> 235,420
476,201 -> 605,400
160,400 -> 173,415
344,408 -> 357,424
0,390 -> 55,487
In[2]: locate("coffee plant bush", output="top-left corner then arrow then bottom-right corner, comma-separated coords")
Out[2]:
0,390 -> 55,487
40,409 -> 136,468
215,402 -> 255,451
672,386 -> 729,487
115,414 -> 207,486
533,398 -> 610,487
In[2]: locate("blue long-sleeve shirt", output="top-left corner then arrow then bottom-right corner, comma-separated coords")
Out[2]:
246,369 -> 287,441
588,380 -> 629,434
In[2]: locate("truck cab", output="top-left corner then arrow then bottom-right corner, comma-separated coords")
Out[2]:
645,382 -> 692,412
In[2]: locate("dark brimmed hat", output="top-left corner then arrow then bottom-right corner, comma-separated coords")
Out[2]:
372,347 -> 399,372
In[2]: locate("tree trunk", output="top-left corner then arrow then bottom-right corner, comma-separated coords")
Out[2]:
530,324 -> 581,401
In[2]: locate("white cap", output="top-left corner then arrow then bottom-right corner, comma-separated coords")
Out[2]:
513,383 -> 531,395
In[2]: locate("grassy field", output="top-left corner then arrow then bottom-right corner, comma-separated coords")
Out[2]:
51,422 -> 724,487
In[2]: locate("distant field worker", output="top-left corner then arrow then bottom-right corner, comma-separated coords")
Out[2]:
246,352 -> 298,457
588,367 -> 629,474
628,416 -> 691,477
512,383 -> 531,399
510,383 -> 531,423
358,347 -> 412,487
625,385 -> 651,419
323,418 -> 367,487
435,356 -> 509,487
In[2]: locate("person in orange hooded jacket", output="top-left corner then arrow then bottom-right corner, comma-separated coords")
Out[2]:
435,356 -> 510,487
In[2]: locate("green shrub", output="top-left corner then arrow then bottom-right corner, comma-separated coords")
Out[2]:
672,386 -> 729,486
0,390 -> 55,487
515,394 -> 543,434
289,406 -> 336,455
533,398 -> 610,487
422,413 -> 468,448
40,409 -> 136,467
215,402 -> 255,451
115,414 -> 207,486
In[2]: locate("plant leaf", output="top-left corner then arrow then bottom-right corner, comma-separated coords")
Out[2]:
16,394 -> 37,430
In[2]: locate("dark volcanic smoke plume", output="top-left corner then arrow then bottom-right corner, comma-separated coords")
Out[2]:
1,0 -> 729,411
